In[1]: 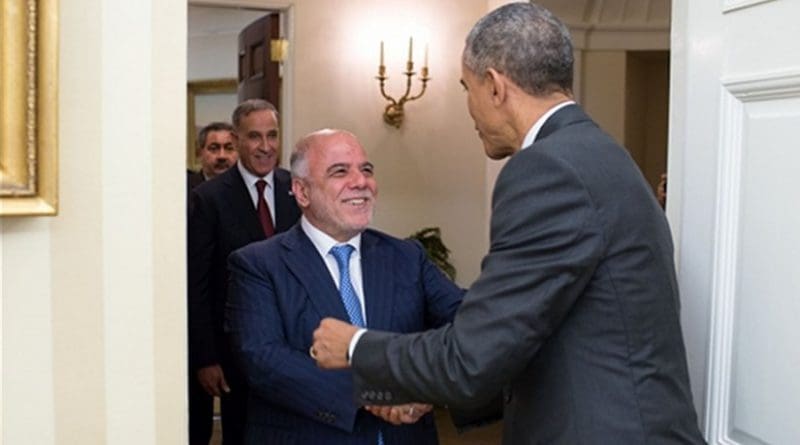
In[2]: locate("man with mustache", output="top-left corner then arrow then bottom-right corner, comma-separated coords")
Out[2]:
225,129 -> 464,444
187,122 -> 238,214
189,121 -> 238,188
311,3 -> 705,444
188,99 -> 302,445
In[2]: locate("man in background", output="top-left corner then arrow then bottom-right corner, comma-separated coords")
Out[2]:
188,99 -> 301,445
226,129 -> 464,444
188,121 -> 238,192
312,3 -> 705,444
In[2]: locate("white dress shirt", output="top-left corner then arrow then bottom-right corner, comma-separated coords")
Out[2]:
301,216 -> 367,323
520,100 -> 575,150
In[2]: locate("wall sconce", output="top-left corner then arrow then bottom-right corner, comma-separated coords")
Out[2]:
376,37 -> 430,128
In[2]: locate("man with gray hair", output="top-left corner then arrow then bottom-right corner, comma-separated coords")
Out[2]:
189,99 -> 302,445
312,3 -> 706,444
225,129 -> 464,444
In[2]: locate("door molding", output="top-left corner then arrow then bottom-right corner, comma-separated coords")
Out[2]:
706,70 -> 800,443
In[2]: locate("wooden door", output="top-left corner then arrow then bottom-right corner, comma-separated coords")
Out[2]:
671,0 -> 800,443
238,13 -> 280,108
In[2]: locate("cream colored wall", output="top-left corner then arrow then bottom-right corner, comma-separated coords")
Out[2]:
1,0 -> 186,443
580,51 -> 627,144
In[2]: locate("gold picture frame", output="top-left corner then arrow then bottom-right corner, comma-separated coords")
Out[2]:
187,78 -> 237,171
0,0 -> 59,216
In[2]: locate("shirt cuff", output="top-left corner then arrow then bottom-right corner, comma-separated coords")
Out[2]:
348,328 -> 367,365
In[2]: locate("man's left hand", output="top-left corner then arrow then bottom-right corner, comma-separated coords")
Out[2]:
312,317 -> 358,369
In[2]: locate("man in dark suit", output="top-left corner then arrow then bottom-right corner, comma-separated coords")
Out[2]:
225,129 -> 464,444
311,3 -> 706,444
188,99 -> 301,445
187,122 -> 237,212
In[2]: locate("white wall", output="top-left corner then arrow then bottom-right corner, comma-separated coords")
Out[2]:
1,0 -> 186,443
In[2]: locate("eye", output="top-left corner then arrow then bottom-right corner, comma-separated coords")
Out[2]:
361,165 -> 374,176
267,130 -> 279,140
330,167 -> 348,177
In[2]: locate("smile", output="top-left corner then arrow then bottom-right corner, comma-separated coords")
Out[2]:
343,197 -> 370,206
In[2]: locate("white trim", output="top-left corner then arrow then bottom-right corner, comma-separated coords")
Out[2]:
704,70 -> 800,444
722,0 -> 776,14
704,86 -> 744,445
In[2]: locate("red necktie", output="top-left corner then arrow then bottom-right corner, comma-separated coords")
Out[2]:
255,179 -> 275,237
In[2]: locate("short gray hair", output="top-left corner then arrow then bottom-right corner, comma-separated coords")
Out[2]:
231,99 -> 278,129
463,2 -> 573,96
290,129 -> 358,179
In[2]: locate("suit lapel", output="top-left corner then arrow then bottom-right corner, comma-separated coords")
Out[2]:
361,231 -> 394,330
273,169 -> 297,232
281,226 -> 351,321
224,167 -> 265,241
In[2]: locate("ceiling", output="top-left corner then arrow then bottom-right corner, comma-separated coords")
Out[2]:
537,0 -> 670,30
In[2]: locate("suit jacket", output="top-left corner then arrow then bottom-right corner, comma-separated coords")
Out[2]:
352,105 -> 705,444
226,225 -> 465,445
187,169 -> 205,191
188,166 -> 301,370
187,169 -> 205,215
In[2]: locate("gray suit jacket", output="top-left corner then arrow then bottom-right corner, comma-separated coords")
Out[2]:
352,105 -> 705,444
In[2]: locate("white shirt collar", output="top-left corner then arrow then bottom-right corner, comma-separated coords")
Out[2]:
520,100 -> 575,150
237,160 -> 274,190
301,216 -> 362,259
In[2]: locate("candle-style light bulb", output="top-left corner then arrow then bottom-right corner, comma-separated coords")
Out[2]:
408,37 -> 413,63
424,44 -> 429,68
380,41 -> 384,66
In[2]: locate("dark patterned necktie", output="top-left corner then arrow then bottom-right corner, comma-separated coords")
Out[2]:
255,179 -> 275,237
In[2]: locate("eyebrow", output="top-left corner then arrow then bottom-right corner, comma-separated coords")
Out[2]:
325,161 -> 374,174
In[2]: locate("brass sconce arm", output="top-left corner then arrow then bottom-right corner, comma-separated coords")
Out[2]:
376,41 -> 431,128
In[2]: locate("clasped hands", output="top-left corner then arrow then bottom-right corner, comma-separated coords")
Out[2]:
312,318 -> 432,425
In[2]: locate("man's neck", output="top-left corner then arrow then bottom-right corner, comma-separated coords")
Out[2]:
512,91 -> 573,148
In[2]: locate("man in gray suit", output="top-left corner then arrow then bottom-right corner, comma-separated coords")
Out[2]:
311,3 -> 706,444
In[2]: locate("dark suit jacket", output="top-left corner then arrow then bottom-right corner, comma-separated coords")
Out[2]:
226,225 -> 465,445
188,166 -> 301,370
187,170 -> 205,215
187,169 -> 205,191
352,105 -> 705,444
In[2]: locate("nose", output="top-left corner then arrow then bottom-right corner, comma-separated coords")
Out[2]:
349,172 -> 368,188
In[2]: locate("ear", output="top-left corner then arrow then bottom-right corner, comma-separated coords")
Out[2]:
291,178 -> 310,208
485,68 -> 507,106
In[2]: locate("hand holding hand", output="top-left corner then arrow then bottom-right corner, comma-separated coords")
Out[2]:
311,318 -> 359,369
197,364 -> 230,397
365,403 -> 433,425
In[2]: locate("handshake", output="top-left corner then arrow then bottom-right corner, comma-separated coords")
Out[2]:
364,403 -> 433,425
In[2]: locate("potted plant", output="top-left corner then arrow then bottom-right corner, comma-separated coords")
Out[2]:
407,227 -> 456,281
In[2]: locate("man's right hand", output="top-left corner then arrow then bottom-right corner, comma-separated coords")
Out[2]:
197,364 -> 230,396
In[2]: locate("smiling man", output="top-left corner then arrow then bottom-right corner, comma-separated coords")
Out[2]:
188,99 -> 302,445
225,129 -> 464,444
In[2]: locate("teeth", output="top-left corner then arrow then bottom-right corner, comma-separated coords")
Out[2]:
347,198 -> 366,205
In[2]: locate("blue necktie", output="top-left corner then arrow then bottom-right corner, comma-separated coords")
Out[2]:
330,245 -> 383,445
330,245 -> 365,327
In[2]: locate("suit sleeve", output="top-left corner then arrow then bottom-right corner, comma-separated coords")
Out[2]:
352,149 -> 605,409
413,241 -> 466,329
187,189 -> 220,369
226,249 -> 361,432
